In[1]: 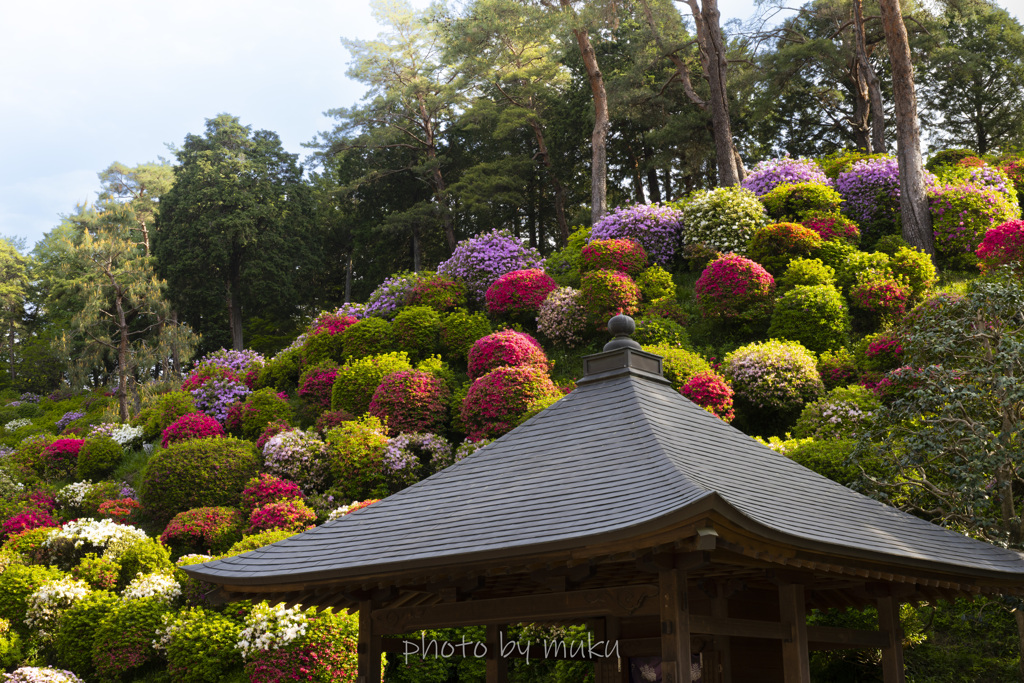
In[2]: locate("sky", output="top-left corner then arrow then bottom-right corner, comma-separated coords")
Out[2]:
1,0 -> 1019,251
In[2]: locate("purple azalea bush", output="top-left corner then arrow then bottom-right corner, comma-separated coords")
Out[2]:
438,230 -> 544,302
742,157 -> 831,197
193,349 -> 266,377
365,271 -> 435,318
190,378 -> 251,423
262,429 -> 329,492
589,204 -> 684,265
836,157 -> 937,224
55,411 -> 85,433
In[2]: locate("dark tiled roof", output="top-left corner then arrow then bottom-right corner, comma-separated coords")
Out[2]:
186,349 -> 1024,586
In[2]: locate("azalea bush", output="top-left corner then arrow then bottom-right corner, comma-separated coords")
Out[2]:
580,239 -> 649,277
485,269 -> 558,320
160,507 -> 244,556
437,230 -> 544,303
2,510 -> 55,541
578,270 -> 641,327
365,270 -> 437,319
405,272 -> 467,313
243,610 -> 358,682
297,363 -> 339,413
368,370 -> 449,436
439,309 -> 492,363
930,182 -> 1022,269
588,204 -> 683,265
461,366 -> 561,441
41,439 -> 85,480
324,417 -> 390,501
536,287 -> 589,348
75,437 -> 123,481
767,284 -> 850,354
161,412 -> 225,448
633,315 -> 689,348
747,222 -> 823,275
760,182 -> 843,221
224,388 -> 294,441
849,269 -> 911,330
382,433 -> 455,491
680,372 -> 735,422
262,430 -> 329,493
467,330 -> 550,380
247,499 -> 317,534
339,317 -> 392,360
800,214 -> 860,244
140,392 -> 197,441
331,352 -> 413,416
681,186 -> 768,255
240,474 -> 304,514
976,219 -> 1024,272
723,339 -> 824,422
742,157 -> 831,196
390,305 -> 441,362
694,254 -> 775,322
188,372 -> 251,424
646,345 -> 712,391
792,385 -> 880,441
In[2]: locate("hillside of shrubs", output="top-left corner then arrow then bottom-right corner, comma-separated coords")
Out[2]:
0,149 -> 1022,681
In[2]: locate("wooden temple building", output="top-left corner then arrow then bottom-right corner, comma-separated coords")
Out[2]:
186,317 -> 1024,682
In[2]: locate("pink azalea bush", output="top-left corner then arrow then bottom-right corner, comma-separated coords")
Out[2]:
1,509 -> 55,540
311,313 -> 358,336
694,254 -> 775,320
581,239 -> 649,277
160,506 -> 244,555
161,412 -> 225,448
578,270 -> 642,327
298,366 -> 339,411
485,269 -> 558,318
42,438 -> 85,478
461,365 -> 561,441
248,499 -> 317,534
467,330 -> 550,380
369,370 -> 450,436
976,219 -> 1024,272
588,204 -> 684,265
240,473 -> 305,514
680,372 -> 735,422
747,222 -> 823,275
800,215 -> 860,244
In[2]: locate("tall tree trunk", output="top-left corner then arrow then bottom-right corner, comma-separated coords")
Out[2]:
227,279 -> 244,351
878,0 -> 935,257
686,0 -> 739,186
344,255 -> 353,304
528,121 -> 570,244
8,319 -> 14,385
169,310 -> 181,377
854,0 -> 886,153
412,229 -> 422,273
115,295 -> 130,422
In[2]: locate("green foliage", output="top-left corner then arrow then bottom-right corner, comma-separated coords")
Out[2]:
776,258 -> 836,293
767,285 -> 850,354
925,148 -> 977,173
390,306 -> 441,362
140,436 -> 259,527
544,226 -> 590,287
300,329 -> 346,368
439,309 -> 492,364
633,316 -> 689,348
634,264 -> 676,301
53,590 -> 118,677
331,352 -> 413,416
873,234 -> 911,256
141,391 -> 197,442
760,182 -> 843,221
229,388 -> 294,441
645,344 -> 711,391
793,385 -> 880,441
324,416 -> 390,500
165,606 -> 244,683
818,150 -> 887,179
225,529 -> 298,556
784,439 -> 860,487
114,537 -> 174,590
340,317 -> 393,360
76,436 -> 123,480
930,183 -> 1020,270
834,249 -> 891,296
0,564 -> 63,633
747,222 -> 823,275
890,246 -> 937,303
578,270 -> 641,327
91,595 -> 171,680
70,553 -> 120,591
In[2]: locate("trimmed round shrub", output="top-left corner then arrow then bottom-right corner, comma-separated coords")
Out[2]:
694,254 -> 775,321
776,258 -> 836,293
437,229 -> 545,303
381,433 -> 454,491
365,270 -> 437,319
331,352 -> 413,416
405,273 -> 468,313
241,473 -> 304,514
226,529 -> 297,555
976,219 -> 1024,272
680,371 -> 735,422
588,204 -> 683,265
578,269 -> 641,327
111,537 -> 173,590
161,411 -> 225,448
75,437 -> 123,481
792,384 -> 880,441
536,287 -> 589,348
340,317 -> 392,360
723,339 -> 824,416
800,214 -> 860,244
889,246 -> 936,303
784,439 -> 860,488
53,590 -> 117,678
262,430 -> 329,493
91,596 -> 170,680
833,249 -> 892,295
760,182 -> 843,222
581,239 -> 649,277
747,222 -> 823,276
299,328 -> 348,368
298,362 -> 339,413
390,305 -> 441,362
439,309 -> 492,363
635,265 -> 676,301
248,499 -> 317,534
873,234 -> 911,256
187,372 -> 251,424
140,391 -> 197,441
646,344 -> 712,391
0,564 -> 63,632
139,436 -> 259,527
254,347 -> 302,393
164,606 -> 244,683
742,157 -> 831,196
485,269 -> 558,319
467,330 -> 550,380
225,387 -> 294,441
849,269 -> 911,329
929,182 -> 1021,269
461,366 -> 561,441
42,439 -> 84,480
369,370 -> 450,436
544,225 -> 590,287
925,148 -> 977,172
324,417 -> 390,500
633,316 -> 689,348
767,285 -> 850,354
835,156 -> 902,224
681,186 -> 768,255
254,421 -> 292,453
160,507 -> 244,557
642,296 -> 690,327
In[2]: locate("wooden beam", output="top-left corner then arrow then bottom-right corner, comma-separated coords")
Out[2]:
878,595 -> 906,683
659,567 -> 691,683
806,625 -> 889,650
358,600 -> 382,683
713,592 -> 732,683
779,584 -> 811,683
688,614 -> 787,640
373,584 -> 659,632
486,624 -> 508,683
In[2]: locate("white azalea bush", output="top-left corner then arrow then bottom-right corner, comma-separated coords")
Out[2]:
54,481 -> 93,509
235,602 -> 311,658
3,668 -> 85,683
681,186 -> 769,255
25,578 -> 92,638
122,572 -> 181,602
3,418 -> 31,432
44,518 -> 147,551
90,423 -> 145,450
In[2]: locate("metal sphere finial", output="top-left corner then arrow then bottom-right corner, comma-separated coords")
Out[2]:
603,315 -> 642,352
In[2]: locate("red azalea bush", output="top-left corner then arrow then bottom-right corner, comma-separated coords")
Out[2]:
800,214 -> 860,244
680,371 -> 735,422
849,269 -> 911,327
248,498 -> 317,534
467,330 -> 550,380
976,219 -> 1024,272
461,365 -> 561,441
98,498 -> 142,525
747,222 -> 823,275
42,438 -> 85,479
1,508 -> 55,539
161,411 -> 225,448
299,366 -> 340,412
694,254 -> 776,321
578,269 -> 642,327
369,370 -> 450,436
241,473 -> 305,514
161,506 -> 245,556
581,239 -> 649,277
485,269 -> 558,318
312,313 -> 358,336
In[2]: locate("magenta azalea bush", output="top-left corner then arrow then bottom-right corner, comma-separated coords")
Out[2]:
42,439 -> 85,478
536,287 -> 589,348
240,473 -> 305,514
800,215 -> 860,244
976,219 -> 1024,272
311,313 -> 358,336
461,365 -> 561,441
485,269 -> 558,318
588,204 -> 684,265
248,499 -> 317,534
369,370 -> 450,436
578,270 -> 642,327
680,371 -> 735,422
160,506 -> 244,555
298,366 -> 339,411
438,230 -> 544,302
2,509 -> 55,540
161,412 -> 225,448
581,238 -> 649,277
836,157 -> 903,223
742,157 -> 831,196
723,340 -> 824,415
467,330 -> 550,380
694,254 -> 775,320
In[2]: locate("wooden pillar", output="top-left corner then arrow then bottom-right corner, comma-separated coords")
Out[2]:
779,583 -> 811,683
593,617 -> 626,683
712,591 -> 732,683
358,600 -> 382,683
877,595 -> 906,683
659,566 -> 692,683
486,623 -> 508,683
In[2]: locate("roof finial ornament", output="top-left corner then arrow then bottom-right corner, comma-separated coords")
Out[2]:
603,314 -> 642,352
